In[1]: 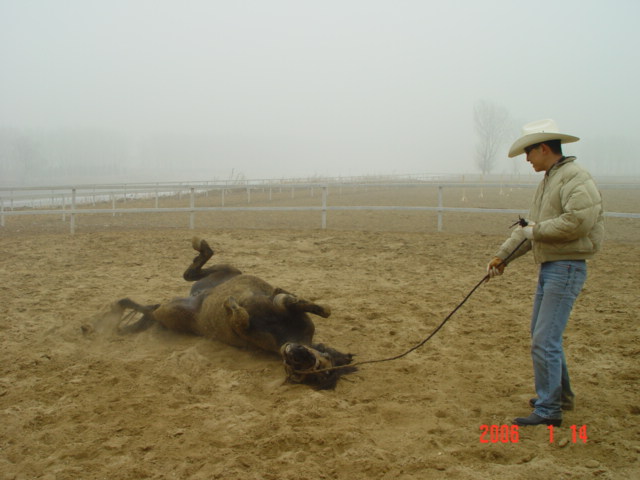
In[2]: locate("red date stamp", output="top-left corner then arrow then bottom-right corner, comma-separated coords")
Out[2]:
547,424 -> 588,443
479,424 -> 520,443
480,424 -> 588,444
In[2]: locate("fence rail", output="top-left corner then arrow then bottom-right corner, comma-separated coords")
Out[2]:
1,181 -> 639,234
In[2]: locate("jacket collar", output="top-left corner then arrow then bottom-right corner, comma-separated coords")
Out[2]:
546,156 -> 575,176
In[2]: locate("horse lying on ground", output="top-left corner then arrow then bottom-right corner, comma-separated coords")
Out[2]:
115,237 -> 355,389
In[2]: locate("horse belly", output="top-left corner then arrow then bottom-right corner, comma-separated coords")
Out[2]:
153,299 -> 199,334
196,296 -> 251,347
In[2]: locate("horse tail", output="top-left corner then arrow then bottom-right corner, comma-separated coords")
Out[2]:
116,298 -> 160,334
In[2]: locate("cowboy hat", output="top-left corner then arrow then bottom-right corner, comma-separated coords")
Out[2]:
508,119 -> 579,158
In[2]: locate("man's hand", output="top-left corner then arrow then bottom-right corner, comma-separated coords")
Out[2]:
486,257 -> 505,279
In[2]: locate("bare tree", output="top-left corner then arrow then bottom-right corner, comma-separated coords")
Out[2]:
473,101 -> 512,175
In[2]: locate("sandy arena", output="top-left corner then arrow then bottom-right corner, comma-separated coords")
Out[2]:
1,184 -> 638,479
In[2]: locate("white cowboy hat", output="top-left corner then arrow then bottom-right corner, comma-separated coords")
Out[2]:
508,119 -> 579,158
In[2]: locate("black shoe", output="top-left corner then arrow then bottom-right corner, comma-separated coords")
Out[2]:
513,413 -> 562,427
529,397 -> 575,411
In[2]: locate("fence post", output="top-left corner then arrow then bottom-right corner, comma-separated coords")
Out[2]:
247,187 -> 251,204
61,194 -> 66,221
321,186 -> 327,229
437,185 -> 443,232
1,197 -> 4,227
70,188 -> 77,234
460,175 -> 467,202
189,187 -> 195,229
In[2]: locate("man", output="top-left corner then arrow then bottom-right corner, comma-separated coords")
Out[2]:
487,119 -> 604,427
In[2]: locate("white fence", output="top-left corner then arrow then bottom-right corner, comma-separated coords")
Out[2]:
1,181 -> 639,234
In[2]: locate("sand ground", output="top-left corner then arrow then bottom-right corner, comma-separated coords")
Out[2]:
1,184 -> 638,479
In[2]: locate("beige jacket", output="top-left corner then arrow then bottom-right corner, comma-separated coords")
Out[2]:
496,157 -> 605,265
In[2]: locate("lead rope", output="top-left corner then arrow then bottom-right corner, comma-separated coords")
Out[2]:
291,220 -> 529,377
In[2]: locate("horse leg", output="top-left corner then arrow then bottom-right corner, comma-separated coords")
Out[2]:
183,237 -> 216,281
119,296 -> 202,335
184,238 -> 242,295
272,291 -> 331,318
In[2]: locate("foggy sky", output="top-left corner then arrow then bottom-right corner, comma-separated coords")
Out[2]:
1,0 -> 639,183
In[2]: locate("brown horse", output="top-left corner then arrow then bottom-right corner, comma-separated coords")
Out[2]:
116,237 -> 354,389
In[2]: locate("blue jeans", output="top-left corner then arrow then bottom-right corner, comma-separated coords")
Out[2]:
530,260 -> 587,419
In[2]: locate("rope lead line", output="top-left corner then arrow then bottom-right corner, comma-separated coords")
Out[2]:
292,236 -> 528,376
